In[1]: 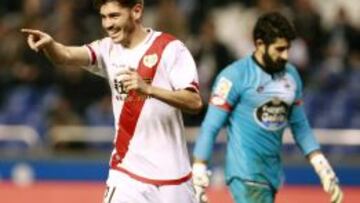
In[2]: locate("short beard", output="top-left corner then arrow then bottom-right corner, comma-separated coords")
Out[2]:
263,46 -> 287,74
120,16 -> 136,48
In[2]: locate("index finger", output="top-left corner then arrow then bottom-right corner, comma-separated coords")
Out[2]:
116,69 -> 132,76
20,28 -> 42,35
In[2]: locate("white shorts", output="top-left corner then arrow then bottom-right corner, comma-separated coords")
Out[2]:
103,170 -> 196,203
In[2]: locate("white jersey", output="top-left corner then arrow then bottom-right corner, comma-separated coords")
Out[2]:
83,30 -> 199,186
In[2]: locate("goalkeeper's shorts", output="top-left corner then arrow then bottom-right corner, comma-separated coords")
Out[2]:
228,177 -> 277,203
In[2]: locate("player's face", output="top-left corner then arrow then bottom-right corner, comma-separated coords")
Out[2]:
263,38 -> 290,73
100,2 -> 140,46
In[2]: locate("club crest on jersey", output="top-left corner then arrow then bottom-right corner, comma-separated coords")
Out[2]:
143,54 -> 158,68
254,97 -> 290,131
210,77 -> 232,105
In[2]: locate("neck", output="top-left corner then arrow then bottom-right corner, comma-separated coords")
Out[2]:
126,25 -> 148,49
254,49 -> 266,67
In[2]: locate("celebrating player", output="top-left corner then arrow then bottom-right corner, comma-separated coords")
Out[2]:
192,12 -> 343,203
22,0 -> 202,202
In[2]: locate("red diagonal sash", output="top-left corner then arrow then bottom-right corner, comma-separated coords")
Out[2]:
111,33 -> 176,168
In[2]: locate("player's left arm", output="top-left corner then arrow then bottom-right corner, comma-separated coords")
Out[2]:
288,67 -> 343,203
147,83 -> 202,114
290,102 -> 343,203
119,40 -> 203,114
156,40 -> 203,114
308,150 -> 344,203
118,68 -> 202,114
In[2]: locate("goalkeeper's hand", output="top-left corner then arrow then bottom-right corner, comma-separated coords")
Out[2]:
192,162 -> 210,203
310,153 -> 344,203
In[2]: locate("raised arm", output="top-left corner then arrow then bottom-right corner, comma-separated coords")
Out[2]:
21,29 -> 90,67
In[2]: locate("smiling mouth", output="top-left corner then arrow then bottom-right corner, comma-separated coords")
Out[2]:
108,29 -> 122,37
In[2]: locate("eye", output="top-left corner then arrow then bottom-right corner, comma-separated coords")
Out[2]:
109,13 -> 121,19
276,47 -> 287,52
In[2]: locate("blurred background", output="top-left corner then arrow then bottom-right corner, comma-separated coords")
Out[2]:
0,0 -> 359,202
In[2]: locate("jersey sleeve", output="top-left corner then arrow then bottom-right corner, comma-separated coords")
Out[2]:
208,66 -> 241,111
163,40 -> 199,92
193,65 -> 241,161
82,39 -> 107,78
288,67 -> 320,155
193,106 -> 229,161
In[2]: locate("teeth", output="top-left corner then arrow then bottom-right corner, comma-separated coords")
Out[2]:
109,30 -> 121,36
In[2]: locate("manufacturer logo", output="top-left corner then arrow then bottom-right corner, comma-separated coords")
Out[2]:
256,86 -> 264,93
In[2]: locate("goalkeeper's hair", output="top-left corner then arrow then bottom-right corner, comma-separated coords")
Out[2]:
94,0 -> 144,10
253,12 -> 296,45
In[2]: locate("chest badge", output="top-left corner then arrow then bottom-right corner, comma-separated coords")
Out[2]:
143,54 -> 158,68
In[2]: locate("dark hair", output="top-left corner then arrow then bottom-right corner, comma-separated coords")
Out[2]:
93,0 -> 143,10
253,12 -> 296,45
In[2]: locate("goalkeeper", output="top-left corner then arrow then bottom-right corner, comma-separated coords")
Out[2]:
192,12 -> 343,203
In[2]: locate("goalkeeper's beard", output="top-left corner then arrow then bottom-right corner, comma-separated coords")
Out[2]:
263,47 -> 287,74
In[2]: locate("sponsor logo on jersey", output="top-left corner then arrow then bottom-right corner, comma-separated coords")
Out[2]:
210,77 -> 232,105
114,78 -> 153,101
254,97 -> 289,131
114,78 -> 128,100
143,54 -> 158,68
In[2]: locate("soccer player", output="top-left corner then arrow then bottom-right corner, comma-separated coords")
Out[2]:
192,12 -> 343,203
21,0 -> 202,202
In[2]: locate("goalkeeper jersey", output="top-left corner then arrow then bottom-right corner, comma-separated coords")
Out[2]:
193,54 -> 320,189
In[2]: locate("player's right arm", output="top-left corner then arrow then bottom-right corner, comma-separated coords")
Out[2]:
192,65 -> 240,203
192,105 -> 229,203
21,29 -> 90,67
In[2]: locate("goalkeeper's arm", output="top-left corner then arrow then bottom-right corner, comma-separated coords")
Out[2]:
192,159 -> 210,203
192,99 -> 231,202
308,150 -> 344,203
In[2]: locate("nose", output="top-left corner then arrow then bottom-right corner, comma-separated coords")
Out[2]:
281,50 -> 289,61
102,18 -> 113,30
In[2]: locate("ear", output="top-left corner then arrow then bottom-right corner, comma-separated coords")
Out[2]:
255,39 -> 265,54
132,4 -> 143,20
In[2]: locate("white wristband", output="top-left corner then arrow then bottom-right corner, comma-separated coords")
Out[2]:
310,153 -> 331,173
192,162 -> 208,175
